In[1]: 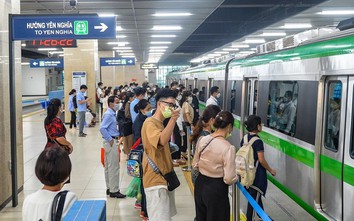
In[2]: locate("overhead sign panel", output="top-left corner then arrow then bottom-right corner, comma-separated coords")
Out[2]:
100,57 -> 136,66
12,14 -> 116,40
140,63 -> 159,69
25,39 -> 77,48
30,59 -> 64,68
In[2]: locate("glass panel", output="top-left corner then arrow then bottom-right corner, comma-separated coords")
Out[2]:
198,80 -> 207,102
230,81 -> 237,114
246,80 -> 252,117
267,81 -> 298,136
324,81 -> 342,151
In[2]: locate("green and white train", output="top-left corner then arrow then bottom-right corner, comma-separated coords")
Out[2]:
167,28 -> 354,221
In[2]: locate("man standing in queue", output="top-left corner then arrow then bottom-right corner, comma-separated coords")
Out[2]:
100,96 -> 126,198
141,89 -> 180,221
76,85 -> 91,137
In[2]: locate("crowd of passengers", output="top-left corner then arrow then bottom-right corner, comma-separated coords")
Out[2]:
22,81 -> 277,221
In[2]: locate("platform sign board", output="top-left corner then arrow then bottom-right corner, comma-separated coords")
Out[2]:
140,63 -> 158,69
30,59 -> 64,68
72,71 -> 87,93
11,14 -> 116,40
100,57 -> 135,66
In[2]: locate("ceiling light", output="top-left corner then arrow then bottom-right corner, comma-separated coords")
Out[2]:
262,32 -> 286,37
231,44 -> 250,48
21,43 -> 26,47
152,26 -> 182,31
21,62 -> 29,65
190,58 -> 202,63
280,23 -> 312,29
59,54 -> 64,57
116,26 -> 123,31
116,50 -> 133,53
122,55 -> 135,58
151,41 -> 172,44
116,35 -> 127,38
151,35 -> 177,38
245,38 -> 266,44
150,46 -> 168,49
239,51 -> 254,54
99,14 -> 117,17
120,53 -> 135,56
153,13 -> 192,17
38,48 -> 57,51
250,48 -> 257,51
149,52 -> 164,55
107,42 -> 129,45
49,51 -> 64,54
222,48 -> 239,51
214,51 -> 229,54
318,10 -> 354,15
208,53 -> 221,57
113,47 -> 131,50
150,49 -> 166,52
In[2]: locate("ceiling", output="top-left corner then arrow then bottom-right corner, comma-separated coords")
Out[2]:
20,0 -> 354,65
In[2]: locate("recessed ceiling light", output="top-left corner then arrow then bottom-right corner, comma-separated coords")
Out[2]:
113,47 -> 131,50
152,26 -> 182,31
317,10 -> 354,15
99,14 -> 117,17
116,26 -> 123,31
21,43 -> 26,47
280,23 -> 312,29
107,42 -> 129,45
239,51 -> 254,54
150,49 -> 166,52
262,32 -> 286,37
49,51 -> 64,54
222,48 -> 239,51
245,38 -> 266,44
214,51 -> 229,54
150,46 -> 169,49
120,53 -> 135,56
116,35 -> 127,38
151,41 -> 172,44
231,44 -> 250,48
121,55 -> 135,58
152,13 -> 192,17
116,50 -> 133,53
21,62 -> 29,65
38,48 -> 57,51
151,35 -> 177,38
149,52 -> 164,55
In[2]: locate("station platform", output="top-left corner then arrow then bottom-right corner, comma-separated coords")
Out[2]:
22,96 -> 48,115
0,111 -> 316,221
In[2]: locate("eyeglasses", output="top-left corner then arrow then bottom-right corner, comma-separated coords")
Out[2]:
160,100 -> 178,110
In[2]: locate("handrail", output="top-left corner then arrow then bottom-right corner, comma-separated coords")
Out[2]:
236,182 -> 272,221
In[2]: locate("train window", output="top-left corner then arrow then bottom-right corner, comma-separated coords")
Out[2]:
253,80 -> 258,115
324,81 -> 342,151
230,81 -> 237,114
267,81 -> 298,136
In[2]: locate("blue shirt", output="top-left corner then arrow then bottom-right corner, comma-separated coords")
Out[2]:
130,98 -> 139,123
68,95 -> 75,112
76,91 -> 86,112
100,108 -> 119,142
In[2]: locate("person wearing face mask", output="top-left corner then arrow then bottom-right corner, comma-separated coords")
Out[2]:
132,99 -> 152,142
68,89 -> 77,129
180,91 -> 194,159
130,87 -> 147,123
141,88 -> 181,221
278,90 -> 296,135
190,105 -> 221,184
193,111 -> 237,221
44,98 -> 73,153
242,115 -> 276,221
206,86 -> 220,107
76,85 -> 91,137
191,88 -> 200,126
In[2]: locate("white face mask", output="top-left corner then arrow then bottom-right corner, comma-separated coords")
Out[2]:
114,104 -> 120,111
216,93 -> 221,98
188,97 -> 193,103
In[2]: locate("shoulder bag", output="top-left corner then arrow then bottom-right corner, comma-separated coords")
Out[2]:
51,191 -> 68,221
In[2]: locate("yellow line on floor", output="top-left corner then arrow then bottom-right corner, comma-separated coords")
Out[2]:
22,110 -> 45,118
182,170 -> 194,195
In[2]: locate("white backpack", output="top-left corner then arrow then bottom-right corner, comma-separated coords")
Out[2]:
235,135 -> 259,188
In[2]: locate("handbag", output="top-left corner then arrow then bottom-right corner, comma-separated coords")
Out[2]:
45,129 -> 72,154
146,154 -> 180,191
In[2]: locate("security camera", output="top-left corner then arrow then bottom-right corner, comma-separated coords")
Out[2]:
69,0 -> 77,8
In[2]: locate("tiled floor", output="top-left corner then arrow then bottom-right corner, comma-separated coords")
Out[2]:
0,112 -> 195,221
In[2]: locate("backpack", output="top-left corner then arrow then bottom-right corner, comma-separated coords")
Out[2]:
127,147 -> 143,178
235,135 -> 259,188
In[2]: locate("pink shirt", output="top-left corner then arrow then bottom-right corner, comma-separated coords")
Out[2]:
193,135 -> 238,185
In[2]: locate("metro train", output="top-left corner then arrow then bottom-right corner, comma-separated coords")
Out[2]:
166,28 -> 354,221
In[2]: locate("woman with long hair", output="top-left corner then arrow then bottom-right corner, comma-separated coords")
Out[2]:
180,91 -> 194,159
102,89 -> 111,115
193,111 -> 237,221
68,89 -> 77,129
44,98 -> 73,153
122,91 -> 135,155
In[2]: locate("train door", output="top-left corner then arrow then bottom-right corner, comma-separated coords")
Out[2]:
245,78 -> 258,116
320,77 -> 347,220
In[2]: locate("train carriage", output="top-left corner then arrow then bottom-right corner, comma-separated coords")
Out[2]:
167,29 -> 354,221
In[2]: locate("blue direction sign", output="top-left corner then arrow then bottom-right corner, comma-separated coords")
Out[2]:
12,14 -> 116,40
30,59 -> 64,68
100,57 -> 136,66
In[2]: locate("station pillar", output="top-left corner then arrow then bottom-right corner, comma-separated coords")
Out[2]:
63,40 -> 99,124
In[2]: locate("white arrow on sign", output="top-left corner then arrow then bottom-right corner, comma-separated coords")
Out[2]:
32,62 -> 38,66
128,59 -> 133,64
94,23 -> 108,32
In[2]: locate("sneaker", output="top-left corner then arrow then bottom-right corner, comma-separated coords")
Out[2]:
109,191 -> 126,198
78,133 -> 86,137
134,202 -> 141,209
106,189 -> 110,195
83,132 -> 87,136
140,212 -> 145,218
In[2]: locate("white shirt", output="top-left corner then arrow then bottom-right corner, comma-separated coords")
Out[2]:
22,189 -> 77,221
102,96 -> 108,109
206,96 -> 218,106
97,87 -> 103,103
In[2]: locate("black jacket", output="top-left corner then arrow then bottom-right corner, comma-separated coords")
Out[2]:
132,112 -> 147,143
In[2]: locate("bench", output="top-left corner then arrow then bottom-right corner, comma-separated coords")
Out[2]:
63,200 -> 106,221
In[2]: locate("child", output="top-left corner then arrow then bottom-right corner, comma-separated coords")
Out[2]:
22,147 -> 77,221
